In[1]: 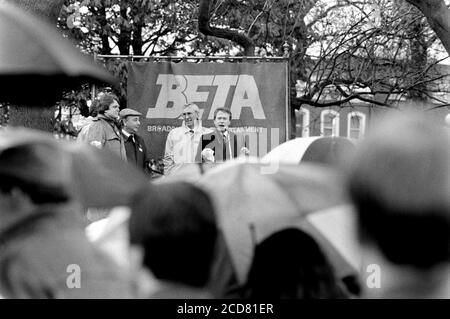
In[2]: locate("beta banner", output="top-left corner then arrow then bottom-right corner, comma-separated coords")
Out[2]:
127,61 -> 289,161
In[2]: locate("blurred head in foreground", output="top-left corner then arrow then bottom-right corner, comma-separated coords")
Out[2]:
0,141 -> 72,220
0,131 -> 133,299
347,111 -> 450,270
128,182 -> 218,293
243,228 -> 347,299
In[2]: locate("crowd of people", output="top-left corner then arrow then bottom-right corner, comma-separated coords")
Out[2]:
74,92 -> 250,178
0,92 -> 449,299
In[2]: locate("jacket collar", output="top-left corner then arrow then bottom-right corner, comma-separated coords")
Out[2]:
122,129 -> 133,139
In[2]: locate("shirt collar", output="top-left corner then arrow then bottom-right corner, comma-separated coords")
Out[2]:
122,129 -> 132,138
183,125 -> 198,134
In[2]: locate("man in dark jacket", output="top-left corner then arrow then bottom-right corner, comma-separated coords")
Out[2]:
195,107 -> 249,163
119,108 -> 150,174
77,93 -> 127,161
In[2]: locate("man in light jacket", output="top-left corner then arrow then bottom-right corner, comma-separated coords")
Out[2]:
163,103 -> 212,175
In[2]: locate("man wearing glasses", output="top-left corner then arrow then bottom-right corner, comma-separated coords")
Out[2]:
163,103 -> 212,175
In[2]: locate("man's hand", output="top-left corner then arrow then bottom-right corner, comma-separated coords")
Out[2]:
201,148 -> 215,163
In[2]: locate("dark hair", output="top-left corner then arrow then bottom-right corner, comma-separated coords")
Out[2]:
244,228 -> 347,299
348,182 -> 450,268
129,182 -> 218,287
0,144 -> 70,204
0,175 -> 69,204
346,112 -> 450,269
213,107 -> 232,120
94,93 -> 119,114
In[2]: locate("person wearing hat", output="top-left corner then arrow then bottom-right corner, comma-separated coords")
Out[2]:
163,103 -> 212,175
120,108 -> 150,174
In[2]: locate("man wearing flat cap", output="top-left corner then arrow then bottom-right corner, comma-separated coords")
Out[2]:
119,108 -> 150,174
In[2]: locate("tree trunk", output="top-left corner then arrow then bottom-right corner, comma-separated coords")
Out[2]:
5,0 -> 65,131
118,4 -> 132,54
408,14 -> 428,101
405,0 -> 450,56
132,22 -> 144,56
97,5 -> 112,55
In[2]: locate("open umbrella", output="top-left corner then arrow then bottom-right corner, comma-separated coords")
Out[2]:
163,156 -> 265,183
262,136 -> 356,167
0,2 -> 117,105
197,160 -> 360,285
162,162 -> 219,183
0,128 -> 148,208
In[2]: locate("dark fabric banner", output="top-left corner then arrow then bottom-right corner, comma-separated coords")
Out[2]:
127,61 -> 289,161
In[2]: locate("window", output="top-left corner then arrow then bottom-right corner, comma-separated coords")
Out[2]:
295,107 -> 310,137
320,110 -> 340,136
347,111 -> 366,139
445,113 -> 450,127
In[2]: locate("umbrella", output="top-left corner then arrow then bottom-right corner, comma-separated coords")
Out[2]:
0,2 -> 117,105
0,128 -> 148,208
163,156 -> 264,183
162,162 -> 219,183
85,206 -> 132,269
262,136 -> 356,166
197,160 -> 360,285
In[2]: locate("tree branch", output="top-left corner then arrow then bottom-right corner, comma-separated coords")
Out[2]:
294,92 -> 391,108
405,0 -> 450,56
198,0 -> 255,55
